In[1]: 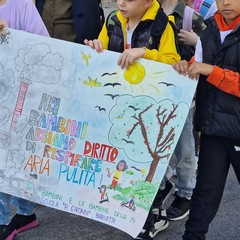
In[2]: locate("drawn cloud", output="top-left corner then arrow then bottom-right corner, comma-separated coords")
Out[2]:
108,95 -> 189,163
0,63 -> 15,103
0,106 -> 10,127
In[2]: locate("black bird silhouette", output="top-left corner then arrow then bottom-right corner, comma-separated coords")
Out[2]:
101,72 -> 117,77
131,166 -> 141,172
95,106 -> 106,112
128,105 -> 140,111
158,81 -> 176,87
103,82 -> 121,87
104,94 -> 120,100
30,173 -> 38,179
122,138 -> 135,144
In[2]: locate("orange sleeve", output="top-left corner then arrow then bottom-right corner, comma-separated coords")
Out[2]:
188,56 -> 195,65
207,66 -> 240,97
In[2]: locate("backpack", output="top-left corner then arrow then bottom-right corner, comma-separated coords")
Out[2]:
98,0 -> 105,27
193,0 -> 202,12
167,6 -> 195,61
106,9 -> 169,50
199,0 -> 215,19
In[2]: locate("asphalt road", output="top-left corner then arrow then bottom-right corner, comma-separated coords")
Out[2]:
15,2 -> 240,240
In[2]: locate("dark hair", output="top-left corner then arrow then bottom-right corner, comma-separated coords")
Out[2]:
116,160 -> 128,172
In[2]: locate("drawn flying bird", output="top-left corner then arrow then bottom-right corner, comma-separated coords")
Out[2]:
158,81 -> 176,87
83,76 -> 101,87
104,94 -> 120,100
95,106 -> 106,112
122,138 -> 135,144
101,72 -> 117,77
128,105 -> 140,111
103,82 -> 121,87
131,166 -> 141,172
29,173 -> 38,179
81,51 -> 91,66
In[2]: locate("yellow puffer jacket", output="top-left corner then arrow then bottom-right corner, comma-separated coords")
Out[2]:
98,0 -> 180,64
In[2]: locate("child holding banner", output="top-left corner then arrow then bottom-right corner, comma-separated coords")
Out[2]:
173,0 -> 240,239
84,0 -> 180,239
0,0 -> 49,239
152,0 -> 205,225
84,0 -> 180,69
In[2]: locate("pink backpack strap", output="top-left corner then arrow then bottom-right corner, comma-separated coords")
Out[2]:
182,6 -> 194,32
193,0 -> 202,12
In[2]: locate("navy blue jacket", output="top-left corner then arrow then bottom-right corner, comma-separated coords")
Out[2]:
194,17 -> 240,141
36,0 -> 104,44
107,9 -> 168,53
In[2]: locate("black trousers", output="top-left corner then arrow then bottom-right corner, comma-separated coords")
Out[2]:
182,134 -> 240,240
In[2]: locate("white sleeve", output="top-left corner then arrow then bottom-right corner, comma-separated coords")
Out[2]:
194,38 -> 203,62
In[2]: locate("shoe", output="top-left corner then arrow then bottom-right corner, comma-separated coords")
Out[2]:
152,180 -> 175,214
133,210 -> 169,240
167,195 -> 191,221
0,224 -> 16,240
133,228 -> 154,240
9,213 -> 39,234
153,210 -> 169,236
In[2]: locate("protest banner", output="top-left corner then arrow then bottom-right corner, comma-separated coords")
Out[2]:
0,29 -> 197,237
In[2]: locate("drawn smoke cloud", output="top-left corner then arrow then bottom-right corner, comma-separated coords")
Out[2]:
15,43 -> 64,84
0,176 -> 4,190
0,130 -> 10,149
8,115 -> 28,151
0,63 -> 15,103
7,150 -> 25,170
4,150 -> 26,178
13,115 -> 28,133
0,106 -> 10,127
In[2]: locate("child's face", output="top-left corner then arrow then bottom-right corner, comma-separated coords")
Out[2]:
184,0 -> 194,7
118,162 -> 125,171
117,0 -> 152,20
216,0 -> 240,24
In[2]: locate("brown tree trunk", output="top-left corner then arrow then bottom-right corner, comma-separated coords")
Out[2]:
145,155 -> 160,182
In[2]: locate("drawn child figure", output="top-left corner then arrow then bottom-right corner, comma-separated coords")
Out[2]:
0,0 -> 49,239
173,0 -> 240,238
109,160 -> 128,190
128,194 -> 135,209
99,185 -> 109,203
84,0 -> 180,69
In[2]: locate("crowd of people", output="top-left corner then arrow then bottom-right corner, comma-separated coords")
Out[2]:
0,0 -> 239,240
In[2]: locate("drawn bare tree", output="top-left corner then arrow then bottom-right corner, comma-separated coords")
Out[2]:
127,103 -> 178,182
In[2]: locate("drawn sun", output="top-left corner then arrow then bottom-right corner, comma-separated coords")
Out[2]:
124,62 -> 146,85
121,61 -> 171,95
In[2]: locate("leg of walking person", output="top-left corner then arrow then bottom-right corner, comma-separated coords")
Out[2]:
11,196 -> 39,234
167,108 -> 197,220
0,193 -> 12,225
0,193 -> 16,239
183,134 -> 231,240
